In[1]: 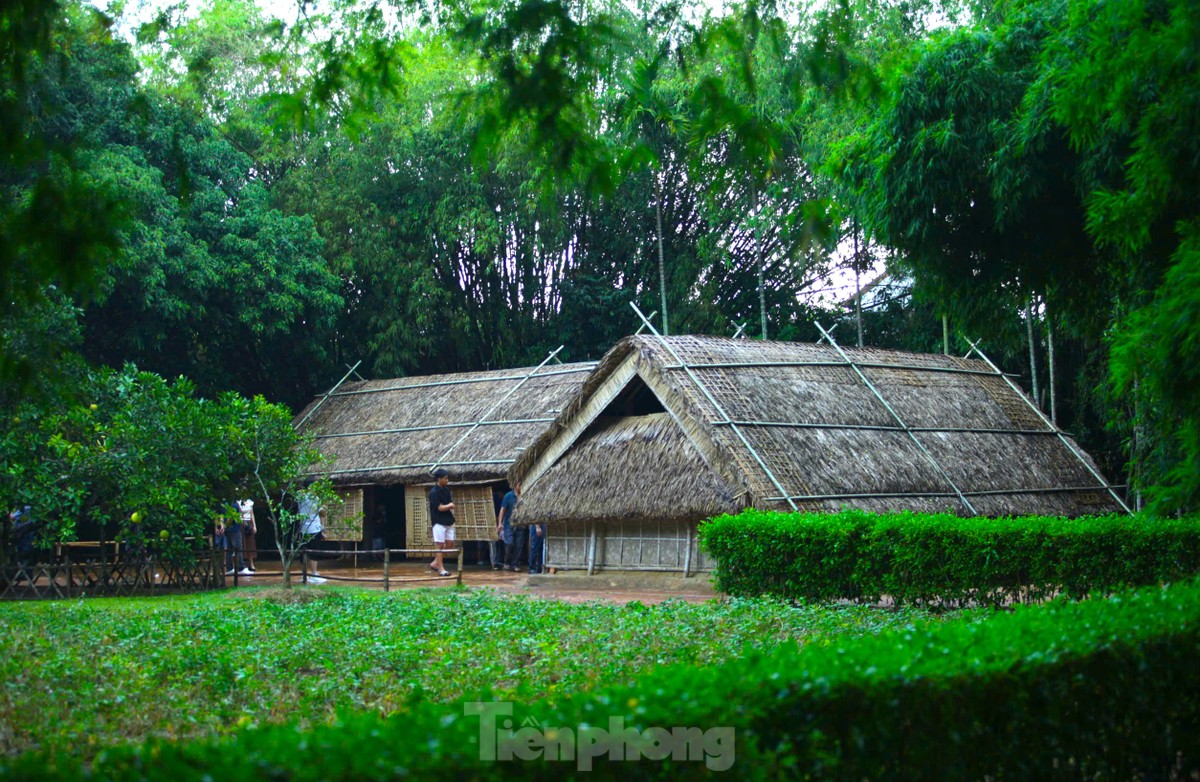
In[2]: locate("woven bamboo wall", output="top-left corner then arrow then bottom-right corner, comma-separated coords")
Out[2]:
405,484 -> 497,548
546,520 -> 713,573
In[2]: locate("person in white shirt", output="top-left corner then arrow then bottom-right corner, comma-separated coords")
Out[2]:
298,492 -> 327,583
237,499 -> 257,573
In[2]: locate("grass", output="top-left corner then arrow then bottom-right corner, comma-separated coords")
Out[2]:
0,585 -> 978,759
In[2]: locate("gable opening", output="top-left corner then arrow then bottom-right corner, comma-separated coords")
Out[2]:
600,375 -> 665,417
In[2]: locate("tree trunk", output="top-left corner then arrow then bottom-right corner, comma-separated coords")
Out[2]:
854,221 -> 863,347
1046,298 -> 1057,426
654,171 -> 669,336
1026,298 -> 1040,409
942,314 -> 950,355
752,181 -> 767,340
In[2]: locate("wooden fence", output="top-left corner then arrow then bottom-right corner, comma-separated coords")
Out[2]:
1,543 -> 224,600
1,545 -> 466,599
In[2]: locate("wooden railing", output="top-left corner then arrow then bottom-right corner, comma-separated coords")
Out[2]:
1,543 -> 223,599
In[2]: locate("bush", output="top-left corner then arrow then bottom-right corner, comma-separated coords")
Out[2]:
4,580 -> 1198,779
698,509 -> 1200,604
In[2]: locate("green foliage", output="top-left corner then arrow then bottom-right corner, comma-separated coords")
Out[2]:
1,2 -> 125,382
4,579 -> 1199,778
1078,0 -> 1200,512
0,364 -> 314,564
839,0 -> 1200,510
0,588 -> 939,757
699,508 -> 1200,605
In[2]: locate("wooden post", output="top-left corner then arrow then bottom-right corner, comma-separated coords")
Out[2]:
587,523 -> 597,576
683,525 -> 692,578
100,533 -> 109,595
302,551 -> 309,585
456,547 -> 463,586
383,548 -> 390,593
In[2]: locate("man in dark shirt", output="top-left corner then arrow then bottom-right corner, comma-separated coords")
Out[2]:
498,484 -> 525,573
428,468 -> 455,577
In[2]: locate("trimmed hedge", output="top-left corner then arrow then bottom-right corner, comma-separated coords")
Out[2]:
4,581 -> 1200,779
698,509 -> 1200,604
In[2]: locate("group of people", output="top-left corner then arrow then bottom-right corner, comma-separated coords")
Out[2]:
213,493 -> 327,581
213,499 -> 258,576
426,470 -> 545,577
496,484 -> 544,574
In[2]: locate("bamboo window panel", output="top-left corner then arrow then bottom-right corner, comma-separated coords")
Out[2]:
325,487 -> 364,542
405,484 -> 498,549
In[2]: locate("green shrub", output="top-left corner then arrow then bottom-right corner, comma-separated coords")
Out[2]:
4,580 -> 1198,779
699,509 -> 1200,604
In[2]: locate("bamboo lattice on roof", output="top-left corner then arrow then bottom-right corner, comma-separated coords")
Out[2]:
509,334 -> 1125,523
296,361 -> 596,485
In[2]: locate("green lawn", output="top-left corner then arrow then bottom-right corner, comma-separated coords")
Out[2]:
0,586 -> 974,759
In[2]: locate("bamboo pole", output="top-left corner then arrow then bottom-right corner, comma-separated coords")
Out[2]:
683,525 -> 692,578
315,418 -> 558,440
632,302 -> 799,512
655,175 -> 669,336
966,337 -> 1132,514
711,420 -> 1067,436
587,523 -> 597,576
660,360 -> 1017,378
752,182 -> 768,340
1046,299 -> 1057,426
429,346 -> 565,475
295,360 -> 363,430
327,366 -> 594,398
1026,299 -> 1040,409
816,322 -> 977,516
766,485 -> 1129,502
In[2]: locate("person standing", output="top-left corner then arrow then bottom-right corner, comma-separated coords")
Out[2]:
491,486 -> 509,571
238,499 -> 257,573
428,468 -> 455,577
499,484 -> 524,573
224,501 -> 248,576
528,522 -> 545,575
298,491 -> 326,583
9,506 -> 40,582
371,505 -> 388,560
213,510 -> 228,562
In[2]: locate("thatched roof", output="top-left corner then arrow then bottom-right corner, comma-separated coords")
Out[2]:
509,335 -> 1125,524
515,413 -> 742,524
296,362 -> 595,485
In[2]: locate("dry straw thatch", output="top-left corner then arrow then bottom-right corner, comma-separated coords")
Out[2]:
511,335 -> 1124,524
516,413 -> 742,525
296,362 -> 595,485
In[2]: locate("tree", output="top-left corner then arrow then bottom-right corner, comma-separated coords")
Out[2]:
1,2 -> 125,382
839,0 -> 1200,510
0,363 -> 321,576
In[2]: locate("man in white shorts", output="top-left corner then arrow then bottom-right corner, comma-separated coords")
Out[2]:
428,468 -> 455,576
298,490 -> 327,583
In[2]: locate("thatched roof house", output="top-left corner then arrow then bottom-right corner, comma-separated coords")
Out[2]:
508,335 -> 1126,574
295,362 -> 595,549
